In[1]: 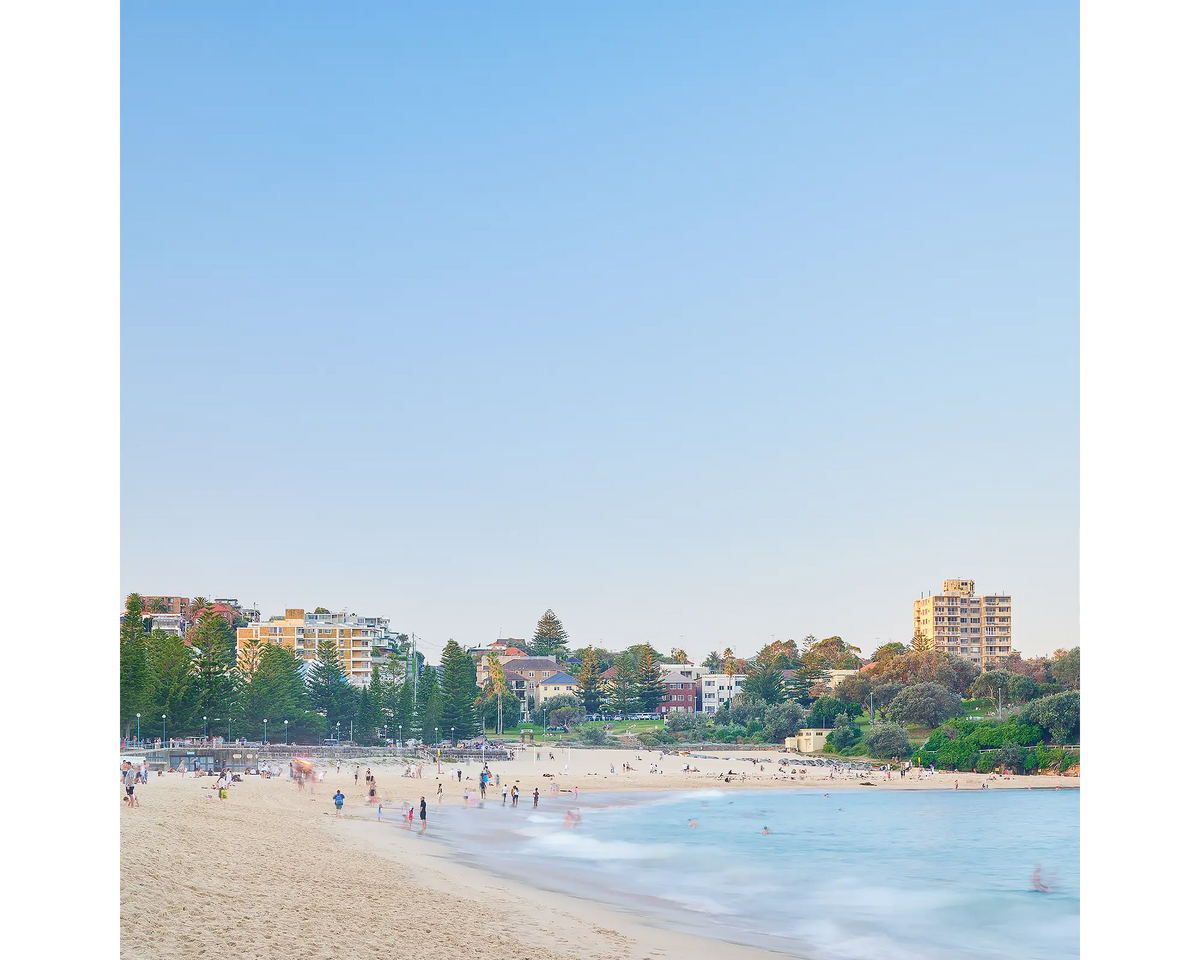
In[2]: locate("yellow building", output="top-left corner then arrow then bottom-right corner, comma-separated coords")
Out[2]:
236,608 -> 390,686
912,579 -> 1012,666
785,729 -> 829,753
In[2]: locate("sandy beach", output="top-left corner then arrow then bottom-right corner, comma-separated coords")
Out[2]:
120,749 -> 1077,959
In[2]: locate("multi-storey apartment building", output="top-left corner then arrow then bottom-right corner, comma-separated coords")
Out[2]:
140,596 -> 193,617
659,673 -> 699,714
912,578 -> 1012,665
700,674 -> 746,714
236,608 -> 395,686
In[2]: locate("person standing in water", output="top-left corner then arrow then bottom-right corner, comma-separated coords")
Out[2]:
419,796 -> 427,833
533,788 -> 539,808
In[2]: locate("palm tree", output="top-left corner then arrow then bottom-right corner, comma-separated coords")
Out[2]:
189,596 -> 210,624
723,648 -> 737,711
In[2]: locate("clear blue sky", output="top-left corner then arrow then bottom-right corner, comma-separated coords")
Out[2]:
121,2 -> 1078,663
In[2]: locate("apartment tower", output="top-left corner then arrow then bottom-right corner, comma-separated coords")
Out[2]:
912,579 -> 1012,666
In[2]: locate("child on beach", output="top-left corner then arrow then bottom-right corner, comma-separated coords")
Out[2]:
333,791 -> 344,816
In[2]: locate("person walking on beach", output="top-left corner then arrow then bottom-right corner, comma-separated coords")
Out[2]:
511,784 -> 519,806
533,788 -> 539,808
437,783 -> 443,803
479,772 -> 487,799
333,790 -> 345,817
419,796 -> 427,833
122,761 -> 135,807
355,765 -> 360,786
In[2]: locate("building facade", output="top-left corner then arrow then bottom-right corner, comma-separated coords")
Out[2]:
700,674 -> 746,714
236,608 -> 395,686
913,578 -> 1012,666
533,672 -> 580,706
658,673 -> 698,714
785,729 -> 829,753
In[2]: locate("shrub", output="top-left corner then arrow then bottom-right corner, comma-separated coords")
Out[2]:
1022,753 -> 1039,773
577,727 -> 610,746
996,741 -> 1027,770
1018,691 -> 1080,745
975,753 -> 996,773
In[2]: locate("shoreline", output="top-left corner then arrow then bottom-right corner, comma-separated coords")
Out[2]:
120,751 -> 1078,959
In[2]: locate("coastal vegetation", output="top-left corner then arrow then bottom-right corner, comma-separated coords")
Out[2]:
120,592 -> 1080,769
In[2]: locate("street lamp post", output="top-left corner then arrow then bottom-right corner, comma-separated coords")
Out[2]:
284,720 -> 289,745
543,708 -> 547,739
136,713 -> 141,746
263,719 -> 267,744
451,726 -> 455,748
227,718 -> 232,742
162,714 -> 166,747
203,716 -> 208,739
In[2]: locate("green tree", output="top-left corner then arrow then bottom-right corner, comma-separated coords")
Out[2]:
863,722 -> 911,758
826,712 -> 858,751
808,696 -> 860,728
762,701 -> 807,743
742,654 -> 784,704
669,647 -> 690,664
1019,691 -> 1080,744
306,639 -> 356,732
970,669 -> 1013,700
355,669 -> 385,743
702,651 -> 722,670
146,628 -> 201,738
1049,647 -> 1080,690
605,653 -> 639,715
870,641 -> 908,663
119,593 -> 154,735
255,645 -> 320,741
416,665 -> 443,743
312,606 -> 331,615
835,672 -> 872,705
634,645 -> 667,713
800,635 -> 864,670
783,663 -> 821,704
480,689 -> 522,732
147,597 -> 168,614
910,632 -> 934,653
437,640 -> 481,741
530,609 -> 570,658
887,683 -> 962,728
574,646 -> 603,713
189,611 -> 236,728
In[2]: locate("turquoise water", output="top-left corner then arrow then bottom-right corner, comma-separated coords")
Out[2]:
395,787 -> 1079,959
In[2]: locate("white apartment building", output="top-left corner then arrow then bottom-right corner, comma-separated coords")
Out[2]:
912,578 -> 1013,666
700,674 -> 746,714
657,662 -> 711,682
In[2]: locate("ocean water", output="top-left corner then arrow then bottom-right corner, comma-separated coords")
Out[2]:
391,786 -> 1079,959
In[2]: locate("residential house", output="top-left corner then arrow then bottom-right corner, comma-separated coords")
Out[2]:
658,673 -> 698,714
533,672 -> 580,707
478,655 -> 560,689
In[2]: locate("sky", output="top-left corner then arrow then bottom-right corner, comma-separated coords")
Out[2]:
121,2 -> 1079,665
